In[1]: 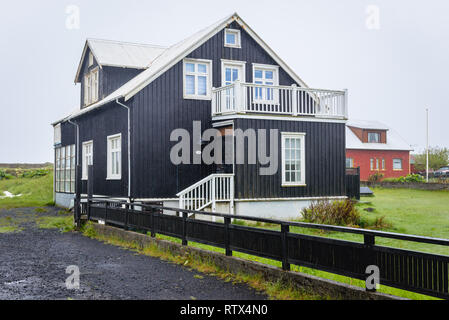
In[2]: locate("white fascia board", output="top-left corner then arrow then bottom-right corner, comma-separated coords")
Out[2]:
123,12 -> 311,101
74,41 -> 103,83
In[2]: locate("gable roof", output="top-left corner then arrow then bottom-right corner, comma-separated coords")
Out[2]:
74,39 -> 167,83
59,12 -> 311,124
346,120 -> 413,151
347,120 -> 389,131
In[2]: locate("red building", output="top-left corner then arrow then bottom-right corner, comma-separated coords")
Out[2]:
346,120 -> 412,181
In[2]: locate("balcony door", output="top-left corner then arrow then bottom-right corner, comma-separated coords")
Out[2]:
221,60 -> 246,111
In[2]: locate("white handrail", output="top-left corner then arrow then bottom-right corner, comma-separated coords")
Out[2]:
177,173 -> 235,215
212,82 -> 347,119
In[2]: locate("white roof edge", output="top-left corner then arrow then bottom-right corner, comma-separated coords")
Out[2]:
63,12 -> 317,123
124,12 -> 310,101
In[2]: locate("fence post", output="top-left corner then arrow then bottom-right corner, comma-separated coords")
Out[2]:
224,217 -> 232,256
182,211 -> 188,246
104,201 -> 108,225
281,224 -> 290,271
363,234 -> 377,292
150,207 -> 156,238
124,202 -> 129,230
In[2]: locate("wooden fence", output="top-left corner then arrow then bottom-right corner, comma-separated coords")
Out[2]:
78,197 -> 449,300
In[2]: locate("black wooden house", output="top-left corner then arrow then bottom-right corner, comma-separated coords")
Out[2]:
52,13 -> 348,219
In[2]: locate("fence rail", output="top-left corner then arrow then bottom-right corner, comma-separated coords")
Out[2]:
212,81 -> 348,119
80,197 -> 449,299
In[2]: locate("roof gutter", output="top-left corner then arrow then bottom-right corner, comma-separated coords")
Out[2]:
115,98 -> 132,199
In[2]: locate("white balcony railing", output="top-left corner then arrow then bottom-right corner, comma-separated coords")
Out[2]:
212,81 -> 348,119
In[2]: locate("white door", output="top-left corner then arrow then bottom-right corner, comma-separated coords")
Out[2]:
222,62 -> 245,111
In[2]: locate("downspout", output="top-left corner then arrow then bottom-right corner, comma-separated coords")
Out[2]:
67,119 -> 80,207
116,99 -> 132,199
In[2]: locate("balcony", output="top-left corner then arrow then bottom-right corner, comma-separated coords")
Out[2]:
212,81 -> 348,119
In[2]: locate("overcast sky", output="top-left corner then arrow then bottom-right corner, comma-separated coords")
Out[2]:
1,0 -> 448,163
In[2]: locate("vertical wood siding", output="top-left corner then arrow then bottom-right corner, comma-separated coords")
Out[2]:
233,118 -> 346,199
60,21 -> 344,200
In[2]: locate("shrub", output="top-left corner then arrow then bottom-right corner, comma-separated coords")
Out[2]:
301,199 -> 361,227
0,170 -> 13,180
368,172 -> 384,183
382,174 -> 425,183
21,168 -> 50,178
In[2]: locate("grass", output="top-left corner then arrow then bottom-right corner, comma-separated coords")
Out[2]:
0,172 -> 54,209
36,215 -> 74,232
80,222 -> 328,300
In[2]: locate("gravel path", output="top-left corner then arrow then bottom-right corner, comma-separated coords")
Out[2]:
0,207 -> 267,300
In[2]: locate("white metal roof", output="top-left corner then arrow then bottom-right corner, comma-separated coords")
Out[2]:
74,39 -> 167,83
57,12 -> 312,124
347,119 -> 390,131
346,120 -> 413,151
88,39 -> 167,69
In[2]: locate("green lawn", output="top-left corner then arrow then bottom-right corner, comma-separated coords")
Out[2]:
156,187 -> 449,300
0,172 -> 54,209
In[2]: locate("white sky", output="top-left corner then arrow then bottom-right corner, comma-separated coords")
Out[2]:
0,0 -> 448,163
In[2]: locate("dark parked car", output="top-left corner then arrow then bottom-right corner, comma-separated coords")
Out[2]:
434,166 -> 449,178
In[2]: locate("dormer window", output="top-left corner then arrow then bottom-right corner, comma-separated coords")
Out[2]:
368,132 -> 380,143
84,68 -> 99,106
224,29 -> 241,48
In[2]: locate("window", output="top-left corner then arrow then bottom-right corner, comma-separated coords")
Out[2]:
82,141 -> 93,180
224,28 -> 241,48
368,132 -> 380,143
393,158 -> 403,170
84,68 -> 99,106
382,158 -> 385,170
107,134 -> 122,179
281,132 -> 306,186
88,52 -> 94,66
54,124 -> 61,145
370,158 -> 374,170
252,64 -> 279,102
55,145 -> 75,193
346,158 -> 354,168
183,59 -> 212,99
376,158 -> 379,170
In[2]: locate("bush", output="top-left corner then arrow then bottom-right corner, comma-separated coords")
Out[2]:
368,172 -> 384,183
21,168 -> 50,178
301,199 -> 361,227
0,170 -> 13,180
382,174 -> 425,183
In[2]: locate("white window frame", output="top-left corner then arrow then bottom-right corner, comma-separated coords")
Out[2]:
393,158 -> 403,170
281,132 -> 306,187
54,124 -> 61,145
224,28 -> 241,48
346,157 -> 354,168
82,140 -> 93,180
368,132 -> 380,143
54,144 -> 75,193
88,52 -> 94,66
183,58 -> 212,100
221,59 -> 246,86
84,67 -> 99,106
107,133 -> 122,180
252,63 -> 279,104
